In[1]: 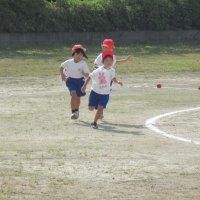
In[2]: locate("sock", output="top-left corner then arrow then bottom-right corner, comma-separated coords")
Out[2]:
72,109 -> 76,113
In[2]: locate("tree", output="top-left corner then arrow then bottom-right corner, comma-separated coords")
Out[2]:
56,0 -> 62,7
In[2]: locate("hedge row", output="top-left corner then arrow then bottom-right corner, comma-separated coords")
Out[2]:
0,0 -> 200,33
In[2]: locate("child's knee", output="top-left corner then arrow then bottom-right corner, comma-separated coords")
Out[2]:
97,105 -> 104,111
89,106 -> 94,111
70,91 -> 77,98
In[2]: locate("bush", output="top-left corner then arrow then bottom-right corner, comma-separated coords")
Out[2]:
0,0 -> 199,33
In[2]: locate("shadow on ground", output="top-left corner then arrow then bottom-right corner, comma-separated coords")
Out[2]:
76,120 -> 145,136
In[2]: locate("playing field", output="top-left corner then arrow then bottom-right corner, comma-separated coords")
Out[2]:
0,43 -> 200,199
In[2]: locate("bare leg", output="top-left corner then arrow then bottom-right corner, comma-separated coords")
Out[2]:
94,105 -> 104,123
89,106 -> 95,111
76,97 -> 80,110
70,91 -> 78,111
99,109 -> 104,119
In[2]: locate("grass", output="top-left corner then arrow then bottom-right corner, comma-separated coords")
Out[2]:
0,42 -> 200,77
0,82 -> 199,199
0,42 -> 200,199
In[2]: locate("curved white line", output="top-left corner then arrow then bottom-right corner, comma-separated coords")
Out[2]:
145,107 -> 200,145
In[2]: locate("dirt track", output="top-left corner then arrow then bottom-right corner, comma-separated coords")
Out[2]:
0,73 -> 200,200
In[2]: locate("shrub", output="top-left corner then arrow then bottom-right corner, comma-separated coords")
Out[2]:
0,0 -> 199,33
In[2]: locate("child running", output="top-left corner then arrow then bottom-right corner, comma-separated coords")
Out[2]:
93,38 -> 132,69
81,50 -> 123,129
60,44 -> 90,119
93,38 -> 132,119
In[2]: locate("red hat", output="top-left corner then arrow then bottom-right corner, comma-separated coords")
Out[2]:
72,44 -> 86,54
102,50 -> 114,61
102,39 -> 115,48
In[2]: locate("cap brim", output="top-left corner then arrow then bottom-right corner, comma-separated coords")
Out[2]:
72,47 -> 86,53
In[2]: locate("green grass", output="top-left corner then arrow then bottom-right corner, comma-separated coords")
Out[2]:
0,42 -> 200,77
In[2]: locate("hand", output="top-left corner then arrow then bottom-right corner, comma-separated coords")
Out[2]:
81,85 -> 86,93
118,81 -> 123,86
126,55 -> 133,61
61,74 -> 67,82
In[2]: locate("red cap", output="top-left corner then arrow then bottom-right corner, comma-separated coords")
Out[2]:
102,50 -> 114,60
102,39 -> 115,48
72,44 -> 86,54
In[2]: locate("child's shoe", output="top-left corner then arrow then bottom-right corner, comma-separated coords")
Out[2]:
74,111 -> 79,119
91,122 -> 98,129
71,113 -> 77,120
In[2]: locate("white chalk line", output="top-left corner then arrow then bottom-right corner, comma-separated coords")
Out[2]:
1,81 -> 200,145
145,107 -> 200,145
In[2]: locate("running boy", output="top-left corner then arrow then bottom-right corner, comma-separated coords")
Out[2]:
60,44 -> 90,119
93,38 -> 132,69
93,38 -> 132,119
81,50 -> 123,129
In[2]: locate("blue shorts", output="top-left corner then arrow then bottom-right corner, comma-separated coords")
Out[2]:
88,90 -> 109,108
66,77 -> 86,97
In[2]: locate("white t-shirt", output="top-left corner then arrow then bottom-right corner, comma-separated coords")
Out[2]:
89,66 -> 115,95
94,53 -> 116,69
61,58 -> 90,79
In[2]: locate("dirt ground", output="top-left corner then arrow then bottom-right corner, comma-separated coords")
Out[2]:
0,72 -> 200,200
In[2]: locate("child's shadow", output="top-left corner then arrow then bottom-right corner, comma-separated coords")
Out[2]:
76,120 -> 145,136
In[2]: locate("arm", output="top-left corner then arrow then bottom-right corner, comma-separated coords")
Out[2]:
60,66 -> 67,82
116,55 -> 133,65
93,64 -> 99,70
81,70 -> 89,78
81,76 -> 91,93
81,62 -> 90,78
112,77 -> 123,86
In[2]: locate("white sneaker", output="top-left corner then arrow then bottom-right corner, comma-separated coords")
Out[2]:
91,122 -> 98,129
74,111 -> 79,119
71,113 -> 77,120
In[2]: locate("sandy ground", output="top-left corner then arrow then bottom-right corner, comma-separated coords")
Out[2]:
0,73 -> 200,200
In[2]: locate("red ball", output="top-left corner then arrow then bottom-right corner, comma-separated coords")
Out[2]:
157,83 -> 162,88
198,86 -> 200,90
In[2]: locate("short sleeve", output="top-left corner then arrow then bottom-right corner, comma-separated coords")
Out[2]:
111,69 -> 115,79
61,60 -> 68,68
82,61 -> 90,74
94,54 -> 102,68
113,55 -> 117,67
89,68 -> 98,79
